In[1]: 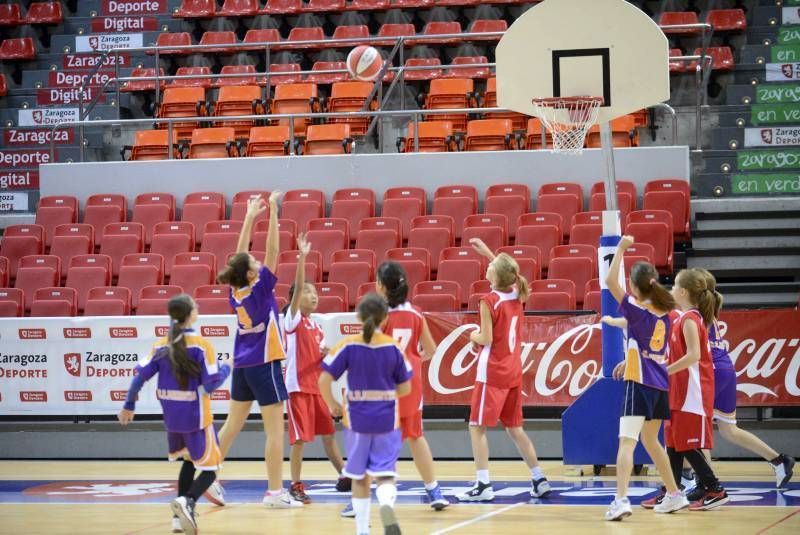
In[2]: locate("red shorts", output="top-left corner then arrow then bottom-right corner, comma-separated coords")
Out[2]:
469,382 -> 523,428
400,412 -> 424,440
287,392 -> 336,445
665,410 -> 714,452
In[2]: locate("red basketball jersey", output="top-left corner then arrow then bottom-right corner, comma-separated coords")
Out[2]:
284,309 -> 326,394
476,289 -> 523,388
667,309 -> 714,417
385,302 -> 425,418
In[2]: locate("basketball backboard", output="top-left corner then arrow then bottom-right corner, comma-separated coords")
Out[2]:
496,0 -> 670,125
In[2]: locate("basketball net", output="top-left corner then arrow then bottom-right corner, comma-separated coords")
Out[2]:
530,96 -> 603,155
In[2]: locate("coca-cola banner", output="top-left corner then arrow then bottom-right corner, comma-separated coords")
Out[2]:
0,310 -> 798,415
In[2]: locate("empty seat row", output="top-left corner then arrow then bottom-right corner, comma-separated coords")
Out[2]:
0,2 -> 62,26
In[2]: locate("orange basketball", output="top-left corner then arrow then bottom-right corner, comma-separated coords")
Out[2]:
346,45 -> 383,82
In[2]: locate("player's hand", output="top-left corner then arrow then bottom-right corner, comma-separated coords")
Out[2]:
297,233 -> 311,256
601,315 -> 615,325
320,346 -> 330,358
468,237 -> 491,256
245,196 -> 267,220
329,402 -> 343,418
618,235 -> 634,250
268,190 -> 283,207
118,408 -> 135,426
612,361 -> 626,380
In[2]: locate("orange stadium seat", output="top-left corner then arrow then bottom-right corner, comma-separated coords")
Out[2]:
485,77 -> 527,131
270,83 -> 321,136
398,121 -> 457,153
84,287 -> 132,316
524,118 -> 552,149
213,85 -> 265,138
187,127 -> 238,159
156,87 -> 209,140
328,81 -> 378,136
246,126 -> 292,156
126,130 -> 180,161
303,124 -> 353,155
465,119 -> 516,151
585,115 -> 638,148
423,78 -> 476,132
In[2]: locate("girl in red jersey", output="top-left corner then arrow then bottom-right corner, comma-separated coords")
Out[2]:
457,238 -> 551,502
667,268 -> 729,511
284,234 -> 348,504
375,261 -> 449,510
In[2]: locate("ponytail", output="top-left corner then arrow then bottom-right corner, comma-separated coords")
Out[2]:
166,294 -> 201,390
630,261 -> 675,313
675,268 -> 716,325
357,293 -> 388,344
694,267 -> 723,319
516,273 -> 530,303
217,252 -> 252,288
696,287 -> 716,326
376,261 -> 409,308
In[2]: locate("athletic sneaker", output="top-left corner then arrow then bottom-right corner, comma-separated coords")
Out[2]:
289,482 -> 311,504
340,502 -> 356,518
686,485 -> 706,503
426,484 -> 450,510
262,489 -> 304,508
170,496 -> 197,535
530,477 -> 551,498
773,454 -> 796,489
604,497 -> 632,521
680,468 -> 695,489
456,481 -> 495,502
379,504 -> 402,535
204,480 -> 225,506
640,486 -> 666,509
171,516 -> 184,533
654,492 -> 690,514
336,476 -> 353,492
689,488 -> 730,511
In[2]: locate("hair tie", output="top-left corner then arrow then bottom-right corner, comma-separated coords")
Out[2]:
649,278 -> 657,285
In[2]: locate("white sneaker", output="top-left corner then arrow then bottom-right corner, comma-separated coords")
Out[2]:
262,489 -> 304,508
170,497 -> 197,535
530,477 -> 551,498
604,498 -> 632,521
456,481 -> 495,502
654,492 -> 690,514
204,480 -> 226,506
171,516 -> 184,533
774,455 -> 796,489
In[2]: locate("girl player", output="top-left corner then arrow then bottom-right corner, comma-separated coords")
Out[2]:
119,294 -> 231,535
216,192 -> 302,508
457,238 -> 551,502
696,268 -> 795,488
319,293 -> 413,535
375,261 -> 449,510
602,236 -> 687,520
666,268 -> 729,510
284,233 -> 348,504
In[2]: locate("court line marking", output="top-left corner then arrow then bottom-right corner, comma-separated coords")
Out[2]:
756,507 -> 800,534
430,502 -> 524,535
123,503 -> 235,535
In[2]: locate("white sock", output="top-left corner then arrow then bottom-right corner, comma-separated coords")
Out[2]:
476,469 -> 490,485
352,497 -> 370,535
531,466 -> 544,480
266,488 -> 283,496
424,481 -> 439,492
376,482 -> 397,507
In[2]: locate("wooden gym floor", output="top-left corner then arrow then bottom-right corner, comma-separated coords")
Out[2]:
0,460 -> 797,534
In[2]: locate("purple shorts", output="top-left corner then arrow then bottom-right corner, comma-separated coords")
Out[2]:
342,429 -> 402,480
713,364 -> 738,418
167,425 -> 222,471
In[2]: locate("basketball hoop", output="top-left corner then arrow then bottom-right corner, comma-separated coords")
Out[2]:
530,96 -> 603,155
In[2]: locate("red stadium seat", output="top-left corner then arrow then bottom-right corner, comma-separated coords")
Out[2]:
402,58 -> 442,82
194,285 -> 233,315
0,288 -> 25,317
174,0 -> 216,18
84,287 -> 132,316
355,224 -> 401,263
382,187 -> 426,241
0,73 -> 6,97
529,279 -> 576,311
439,246 -> 486,267
201,221 -> 243,274
219,0 -> 260,16
437,259 -> 481,307
591,180 -> 638,207
252,219 -> 296,254
412,281 -> 460,312
0,4 -> 23,26
643,190 -> 690,242
132,193 -> 176,247
171,252 -> 216,297
625,213 -> 674,274
213,64 -> 258,88
276,250 -> 322,284
36,196 -> 78,250
315,282 -> 349,313
413,21 -> 462,46
31,287 -> 77,317
15,255 -> 60,312
261,0 -> 302,15
348,0 -> 389,9
408,216 -> 455,271
331,25 -> 370,45
706,9 -> 746,32
231,190 -> 270,222
307,61 -> 349,85
356,282 -> 376,302
659,11 -> 700,34
181,192 -> 225,245
282,202 -> 324,239
83,194 -> 127,247
306,228 -> 347,274
539,182 -> 584,208
485,184 -> 530,239
122,68 -> 167,94
569,224 -> 603,247
669,48 -> 686,74
497,245 -> 541,282
26,2 -> 63,24
331,188 -> 375,235
275,283 -> 291,303
515,225 -> 560,272
151,33 -> 192,57
242,29 -> 282,53
548,257 -> 594,307
1,224 -> 44,280
150,222 -> 195,277
328,251 -> 375,307
623,243 -> 656,266
118,254 -> 165,310
50,224 -> 95,282
303,0 -> 346,13
263,63 -> 302,87
65,254 -> 112,312
0,38 -> 36,60
691,46 -> 735,71
100,223 -> 144,278
588,192 -> 634,226
331,249 -> 376,270
464,213 -> 508,248
374,23 -> 416,47
552,244 -> 597,272
308,218 -> 350,244
446,56 -> 490,80
137,285 -> 184,315
386,248 -> 430,281
433,185 -> 477,241
467,19 -> 507,41
0,257 -> 7,288
285,26 -> 326,50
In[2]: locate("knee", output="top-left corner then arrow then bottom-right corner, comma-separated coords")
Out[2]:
717,422 -> 736,439
505,426 -> 522,438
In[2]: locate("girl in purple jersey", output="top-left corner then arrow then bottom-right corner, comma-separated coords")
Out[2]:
215,192 -> 302,508
696,269 -> 795,488
319,294 -> 413,535
119,294 -> 231,535
603,235 -> 687,521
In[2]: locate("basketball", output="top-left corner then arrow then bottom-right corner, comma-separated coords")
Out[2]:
346,45 -> 383,82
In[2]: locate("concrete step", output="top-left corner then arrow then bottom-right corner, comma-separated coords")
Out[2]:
688,247 -> 800,277
716,281 -> 800,308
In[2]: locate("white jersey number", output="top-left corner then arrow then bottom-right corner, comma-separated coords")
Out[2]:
392,328 -> 413,354
508,316 -> 518,353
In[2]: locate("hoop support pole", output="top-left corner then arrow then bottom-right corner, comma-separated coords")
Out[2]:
600,121 -> 618,211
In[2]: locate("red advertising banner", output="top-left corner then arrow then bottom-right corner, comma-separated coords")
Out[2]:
3,128 -> 74,147
0,149 -> 54,168
422,310 -> 800,407
37,87 -> 105,106
91,16 -> 159,33
101,0 -> 167,15
62,53 -> 131,71
48,71 -> 112,88
0,170 -> 39,190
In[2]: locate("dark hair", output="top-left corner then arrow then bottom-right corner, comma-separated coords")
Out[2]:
630,261 -> 675,313
695,268 -> 723,319
675,268 -> 716,325
377,261 -> 408,308
217,252 -> 251,288
358,293 -> 388,344
166,294 -> 201,390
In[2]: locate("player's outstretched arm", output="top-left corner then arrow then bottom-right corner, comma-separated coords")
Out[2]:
605,235 -> 633,304
264,190 -> 283,273
601,316 -> 628,329
289,233 -> 309,317
236,195 -> 267,254
469,237 -> 496,261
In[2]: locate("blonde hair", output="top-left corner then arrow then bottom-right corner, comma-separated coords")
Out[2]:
694,267 -> 723,319
492,253 -> 529,302
675,268 -> 716,325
